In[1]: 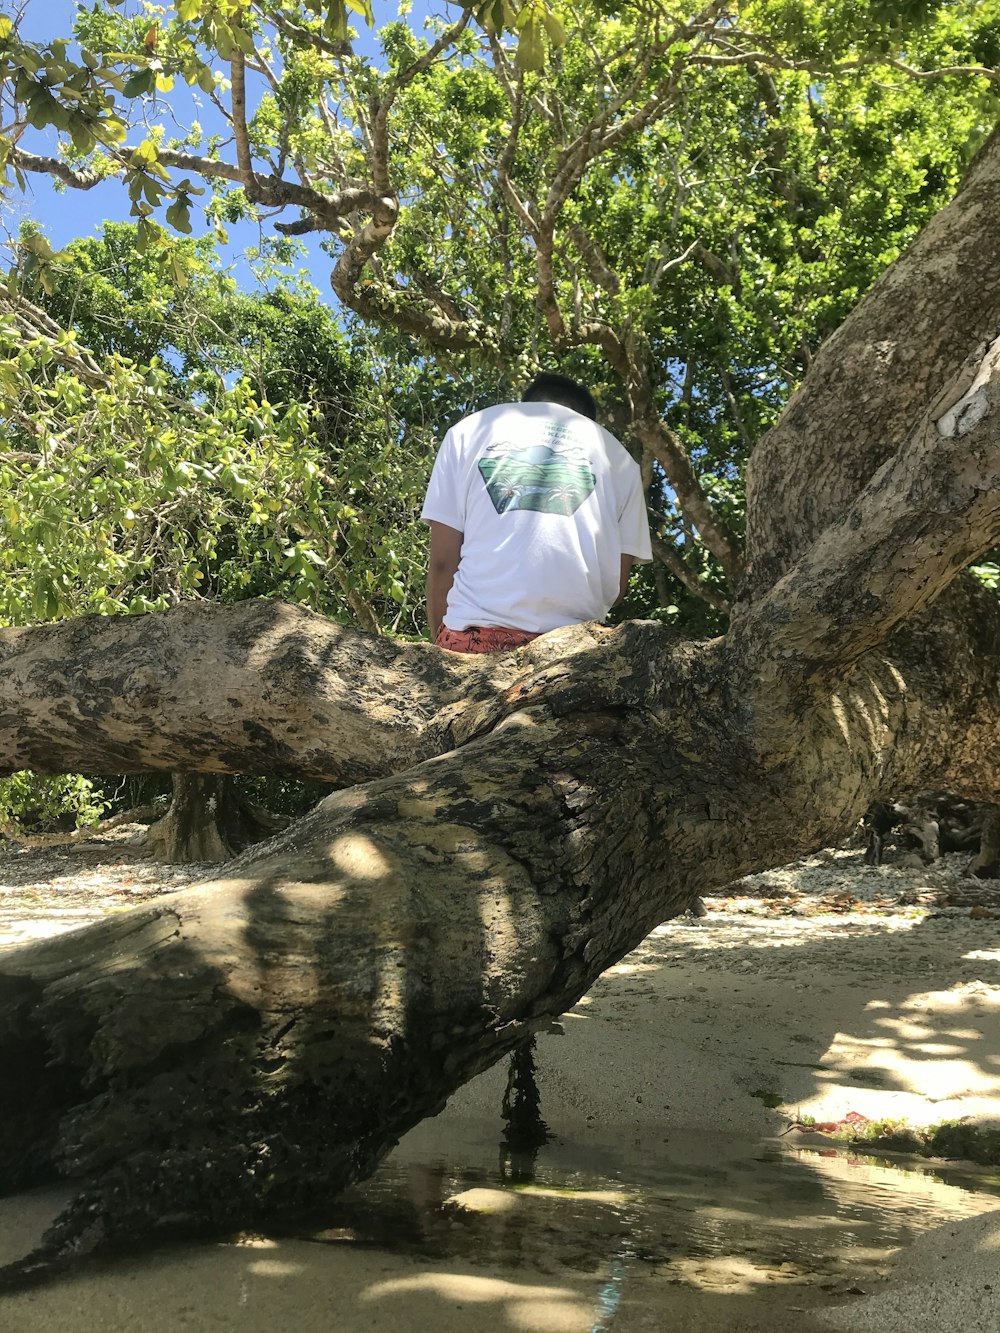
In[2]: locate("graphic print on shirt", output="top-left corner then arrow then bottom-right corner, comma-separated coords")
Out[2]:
477,424 -> 596,516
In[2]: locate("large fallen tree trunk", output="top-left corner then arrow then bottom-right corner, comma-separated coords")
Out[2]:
2,129 -> 1000,1287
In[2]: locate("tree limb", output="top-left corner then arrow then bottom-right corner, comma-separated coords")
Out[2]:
742,121 -> 1000,600
651,533 -> 730,612
0,600 -> 616,783
630,403 -> 743,585
732,335 -> 1000,710
229,48 -> 262,202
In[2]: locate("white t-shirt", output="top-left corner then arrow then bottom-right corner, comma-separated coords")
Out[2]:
421,401 -> 652,633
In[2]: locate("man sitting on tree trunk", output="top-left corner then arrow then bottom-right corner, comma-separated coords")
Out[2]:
422,372 -> 652,653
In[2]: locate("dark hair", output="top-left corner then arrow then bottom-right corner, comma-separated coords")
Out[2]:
521,372 -> 598,421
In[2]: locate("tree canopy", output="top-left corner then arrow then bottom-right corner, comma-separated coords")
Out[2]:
3,0 -> 998,620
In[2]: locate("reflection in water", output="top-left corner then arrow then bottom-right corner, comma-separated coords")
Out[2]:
1,1128 -> 998,1333
499,1036 -> 550,1185
337,1050 -> 1000,1326
372,1121 -> 1000,1310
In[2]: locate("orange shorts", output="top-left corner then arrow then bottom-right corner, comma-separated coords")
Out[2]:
435,625 -> 540,654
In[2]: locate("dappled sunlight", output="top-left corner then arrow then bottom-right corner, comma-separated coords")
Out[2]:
477,880 -> 523,971
829,694 -> 852,745
330,832 -> 393,880
604,960 -> 661,976
245,1257 -> 307,1277
804,984 -> 1000,1120
362,1271 -> 595,1331
651,912 -> 926,955
664,1252 -> 805,1294
845,686 -> 886,752
512,1185 -> 631,1206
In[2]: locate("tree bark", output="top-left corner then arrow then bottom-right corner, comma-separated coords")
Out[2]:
140,774 -> 286,863
741,122 -> 1000,601
1,119 -> 1000,1288
974,804 -> 1000,879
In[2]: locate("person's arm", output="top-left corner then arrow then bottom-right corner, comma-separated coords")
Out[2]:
426,521 -> 463,641
614,453 -> 652,607
614,553 -> 636,606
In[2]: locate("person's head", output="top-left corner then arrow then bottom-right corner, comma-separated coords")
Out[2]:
521,372 -> 598,421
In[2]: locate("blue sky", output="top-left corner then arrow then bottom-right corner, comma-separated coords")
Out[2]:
6,0 -> 440,297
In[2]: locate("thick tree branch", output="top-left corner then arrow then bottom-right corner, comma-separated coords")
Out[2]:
5,148 -> 102,189
742,121 -> 1000,600
7,145 -> 382,224
0,600 -> 616,782
731,335 -> 1000,714
2,572 -> 1000,1281
229,48 -> 261,202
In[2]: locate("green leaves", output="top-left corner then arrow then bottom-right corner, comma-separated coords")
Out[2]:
164,198 -> 192,233
0,0 -> 994,635
1,220 -> 432,640
514,0 -> 567,70
474,0 -> 567,68
123,67 -> 156,98
18,230 -> 63,296
345,0 -> 376,24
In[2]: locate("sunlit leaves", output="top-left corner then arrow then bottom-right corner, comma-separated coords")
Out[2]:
1,221 -> 432,644
0,0 -> 996,642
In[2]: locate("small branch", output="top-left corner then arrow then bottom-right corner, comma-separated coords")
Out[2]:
535,223 -> 567,341
651,534 -> 730,612
691,240 -> 738,291
253,3 -> 349,58
687,48 -> 1000,83
0,285 -> 212,422
717,363 -> 753,454
390,9 -> 472,96
636,415 -> 742,584
568,223 -> 620,295
494,65 -> 536,234
650,237 -> 701,292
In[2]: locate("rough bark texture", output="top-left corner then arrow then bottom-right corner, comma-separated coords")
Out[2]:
974,804 -> 1000,879
741,122 -> 1000,600
2,124 -> 1000,1286
0,602 -> 608,784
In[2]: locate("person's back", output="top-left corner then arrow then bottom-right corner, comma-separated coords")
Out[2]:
422,375 -> 651,651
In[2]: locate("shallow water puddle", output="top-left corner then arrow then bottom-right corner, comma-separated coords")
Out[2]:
353,1124 -> 1000,1292
296,1122 -> 1000,1331
0,1130 -> 997,1332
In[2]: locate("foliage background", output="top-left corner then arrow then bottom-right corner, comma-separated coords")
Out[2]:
1,0 -> 998,826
